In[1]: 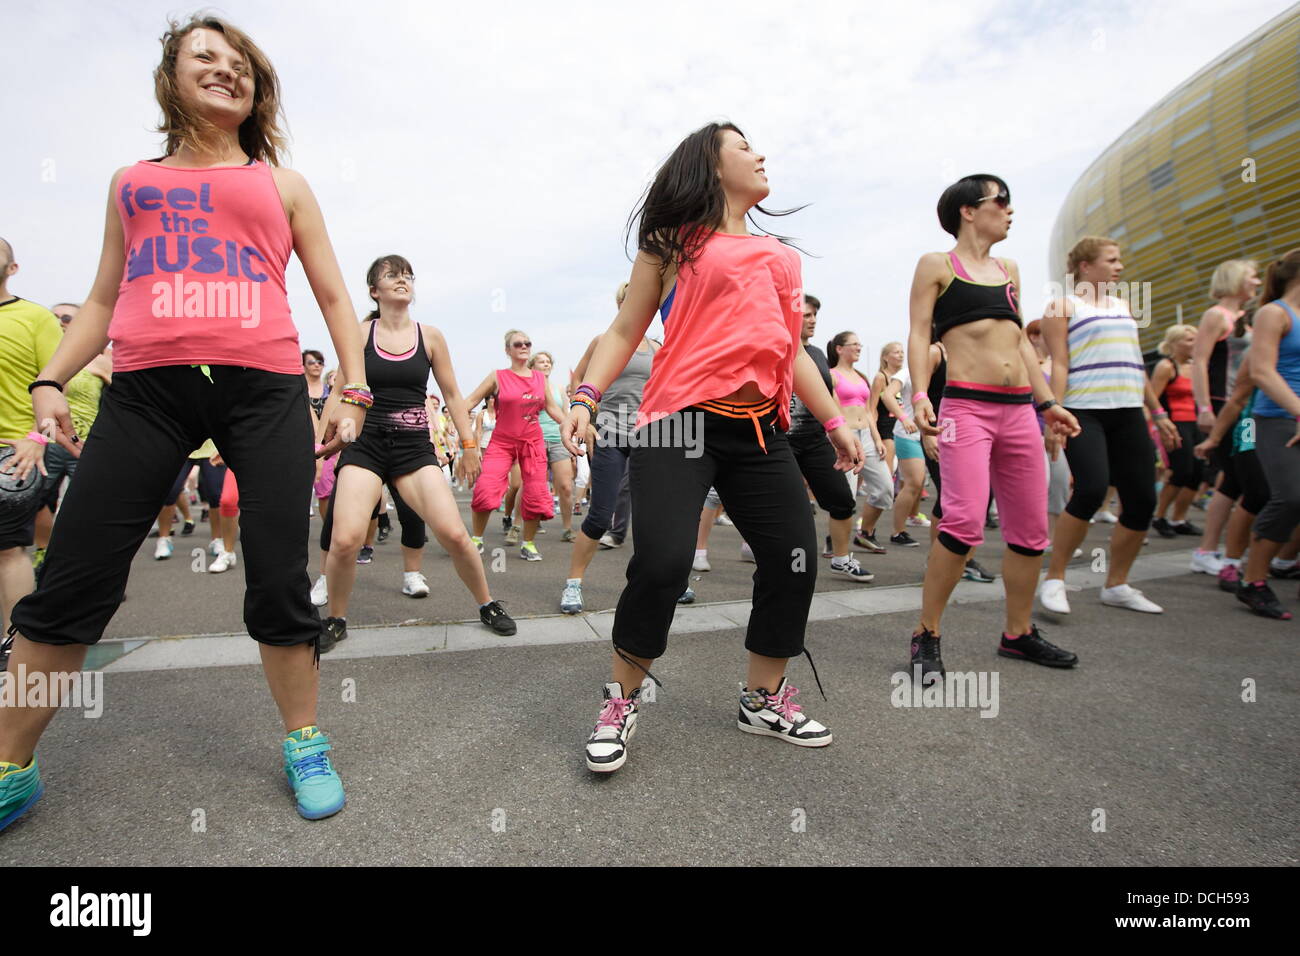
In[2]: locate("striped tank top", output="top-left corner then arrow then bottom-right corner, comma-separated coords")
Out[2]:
1063,295 -> 1145,409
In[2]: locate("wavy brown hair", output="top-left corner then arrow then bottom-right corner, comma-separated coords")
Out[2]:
154,14 -> 288,165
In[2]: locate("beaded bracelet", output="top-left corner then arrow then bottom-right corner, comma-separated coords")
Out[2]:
342,382 -> 370,393
823,415 -> 846,432
569,395 -> 598,416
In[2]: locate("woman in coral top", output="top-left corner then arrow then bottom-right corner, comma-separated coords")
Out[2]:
562,122 -> 862,774
0,15 -> 367,830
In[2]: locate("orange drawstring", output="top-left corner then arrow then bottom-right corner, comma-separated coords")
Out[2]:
696,397 -> 778,454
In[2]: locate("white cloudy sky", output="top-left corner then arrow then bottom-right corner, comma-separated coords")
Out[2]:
3,0 -> 1293,394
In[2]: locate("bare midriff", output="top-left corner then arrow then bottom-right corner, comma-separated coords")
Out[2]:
714,380 -> 769,404
940,319 -> 1027,388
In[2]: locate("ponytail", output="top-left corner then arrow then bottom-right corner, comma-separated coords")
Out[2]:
1262,249 -> 1300,304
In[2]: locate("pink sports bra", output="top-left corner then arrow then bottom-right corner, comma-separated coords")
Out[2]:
831,369 -> 872,407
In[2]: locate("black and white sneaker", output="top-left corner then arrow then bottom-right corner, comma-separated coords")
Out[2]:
737,678 -> 831,747
829,555 -> 874,582
319,617 -> 348,655
479,600 -> 518,635
586,682 -> 641,773
890,531 -> 920,548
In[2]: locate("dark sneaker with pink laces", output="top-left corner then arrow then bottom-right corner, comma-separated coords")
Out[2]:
737,678 -> 831,747
1218,564 -> 1241,593
585,682 -> 641,773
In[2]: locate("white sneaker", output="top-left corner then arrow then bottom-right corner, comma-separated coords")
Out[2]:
310,574 -> 328,607
740,541 -> 756,563
1189,549 -> 1224,575
1100,583 -> 1163,613
715,513 -> 734,526
154,537 -> 174,560
1039,577 -> 1071,614
208,549 -> 236,573
208,539 -> 222,557
737,679 -> 832,747
560,579 -> 584,614
1094,510 -> 1118,524
402,570 -> 429,598
598,533 -> 622,549
693,553 -> 712,572
906,514 -> 931,528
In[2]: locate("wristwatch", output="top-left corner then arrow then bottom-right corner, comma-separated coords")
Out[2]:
1034,398 -> 1058,413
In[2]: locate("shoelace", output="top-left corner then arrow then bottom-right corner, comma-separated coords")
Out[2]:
595,696 -> 632,731
288,742 -> 332,780
766,684 -> 804,722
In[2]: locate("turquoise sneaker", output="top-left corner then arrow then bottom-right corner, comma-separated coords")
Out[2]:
282,727 -> 345,820
0,756 -> 44,833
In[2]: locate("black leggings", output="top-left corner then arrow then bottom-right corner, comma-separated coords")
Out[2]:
1165,420 -> 1205,490
1252,417 -> 1300,542
613,404 -> 816,660
12,366 -> 318,647
1062,406 -> 1156,532
788,430 -> 855,521
1218,448 -> 1270,516
581,440 -> 631,541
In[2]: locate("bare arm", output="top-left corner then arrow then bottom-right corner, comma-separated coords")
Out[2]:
463,370 -> 499,414
1149,358 -> 1175,400
906,253 -> 944,431
1191,306 -> 1229,424
572,334 -> 602,384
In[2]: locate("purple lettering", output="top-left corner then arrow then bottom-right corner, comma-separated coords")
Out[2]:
190,236 -> 224,274
225,240 -> 239,277
240,246 -> 268,282
171,214 -> 192,233
159,212 -> 172,233
119,181 -> 136,218
166,187 -> 196,210
155,235 -> 189,273
126,237 -> 155,281
192,218 -> 209,234
199,183 -> 214,213
136,186 -> 164,211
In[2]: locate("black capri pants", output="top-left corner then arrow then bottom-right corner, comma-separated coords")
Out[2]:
1218,448 -> 1270,515
1062,406 -> 1157,532
1252,417 -> 1300,543
11,366 -> 319,647
788,429 -> 855,521
1165,420 -> 1204,490
581,439 -> 631,541
612,401 -> 816,660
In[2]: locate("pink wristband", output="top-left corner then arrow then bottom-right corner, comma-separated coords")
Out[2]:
823,415 -> 846,432
912,391 -> 929,404
314,443 -> 326,454
25,431 -> 50,446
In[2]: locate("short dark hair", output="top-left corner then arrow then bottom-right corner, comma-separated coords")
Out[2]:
936,174 -> 1010,239
803,294 -> 821,313
302,349 -> 324,365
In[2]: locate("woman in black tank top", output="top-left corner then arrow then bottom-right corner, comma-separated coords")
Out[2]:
317,255 -> 517,652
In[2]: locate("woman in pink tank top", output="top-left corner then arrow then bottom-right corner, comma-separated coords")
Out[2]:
6,15 -> 368,826
465,330 -> 565,559
559,122 -> 863,776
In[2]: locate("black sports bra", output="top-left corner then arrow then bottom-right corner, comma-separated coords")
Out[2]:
932,252 -> 1021,339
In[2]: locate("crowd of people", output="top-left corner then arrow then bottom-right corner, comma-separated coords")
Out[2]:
2,14 -> 1298,831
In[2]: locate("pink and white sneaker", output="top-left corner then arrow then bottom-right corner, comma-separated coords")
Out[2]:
585,682 -> 641,773
737,678 -> 832,747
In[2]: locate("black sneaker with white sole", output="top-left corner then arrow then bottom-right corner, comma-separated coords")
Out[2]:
319,617 -> 348,655
737,678 -> 831,747
1236,581 -> 1293,620
479,600 -> 518,635
828,555 -> 873,582
586,682 -> 641,773
890,531 -> 920,548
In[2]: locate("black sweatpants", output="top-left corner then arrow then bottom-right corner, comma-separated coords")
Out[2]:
11,365 -> 319,647
612,403 -> 816,660
1062,406 -> 1157,532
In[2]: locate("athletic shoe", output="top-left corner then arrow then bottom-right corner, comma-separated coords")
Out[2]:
1236,581 -> 1292,620
282,726 -> 345,820
319,617 -> 347,654
200,506 -> 209,521
356,546 -> 374,565
1094,510 -> 1118,524
572,503 -> 583,516
1100,583 -> 1163,613
310,574 -> 328,607
208,550 -> 237,574
376,524 -> 391,544
208,539 -> 222,557
402,571 -> 429,598
561,529 -> 576,543
585,682 -> 641,773
520,541 -> 542,561
1172,520 -> 1202,536
148,522 -> 160,538
737,678 -> 831,747
907,513 -> 931,528
909,628 -> 945,683
715,513 -> 734,527
1189,549 -> 1224,575
984,514 -> 999,530
1150,517 -> 1176,538
180,520 -> 195,536
502,515 -> 513,535
1269,563 -> 1300,581
829,556 -> 874,582
677,587 -> 695,604
740,541 -> 756,563
854,531 -> 886,554
480,600 -> 517,634
154,537 -> 174,560
560,580 -> 584,614
30,548 -> 45,572
693,553 -> 712,572
890,531 -> 919,548
998,625 -> 1078,667
822,535 -> 833,559
598,533 -> 623,550
471,535 -> 484,554
538,525 -> 547,534
1218,564 -> 1241,593
962,559 -> 995,583
504,526 -> 521,545
1039,577 -> 1071,614
0,757 -> 44,833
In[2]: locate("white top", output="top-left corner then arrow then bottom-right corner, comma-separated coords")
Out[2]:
891,368 -> 914,425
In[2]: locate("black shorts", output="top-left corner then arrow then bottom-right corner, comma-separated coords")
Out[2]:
336,427 -> 439,482
0,475 -> 45,550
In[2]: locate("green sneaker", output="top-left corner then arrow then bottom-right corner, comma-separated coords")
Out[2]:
282,726 -> 345,820
0,756 -> 44,833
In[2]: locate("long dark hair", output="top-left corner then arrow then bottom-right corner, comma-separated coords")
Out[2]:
365,254 -> 414,320
1262,249 -> 1300,304
625,122 -> 805,272
826,331 -> 862,377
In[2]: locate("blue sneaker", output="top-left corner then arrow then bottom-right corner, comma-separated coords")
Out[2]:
282,726 -> 345,820
0,756 -> 44,833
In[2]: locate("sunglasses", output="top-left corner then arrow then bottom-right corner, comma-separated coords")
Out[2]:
304,358 -> 323,366
511,341 -> 531,348
973,190 -> 1010,209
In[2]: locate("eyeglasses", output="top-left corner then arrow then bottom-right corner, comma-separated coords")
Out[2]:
304,358 -> 323,366
973,190 -> 1010,209
511,341 -> 531,348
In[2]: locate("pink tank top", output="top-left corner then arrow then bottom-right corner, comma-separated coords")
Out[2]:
108,159 -> 301,374
637,232 -> 803,431
492,368 -> 546,442
831,369 -> 871,407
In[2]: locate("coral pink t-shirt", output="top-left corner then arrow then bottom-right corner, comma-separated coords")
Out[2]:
493,368 -> 546,442
637,232 -> 803,431
108,159 -> 301,374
